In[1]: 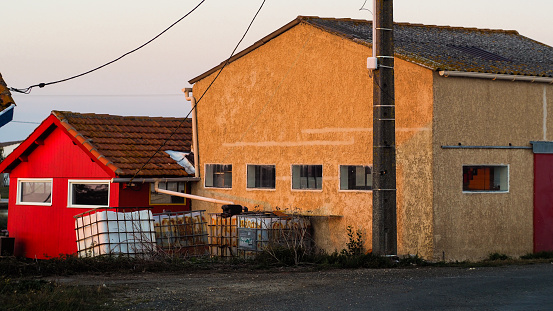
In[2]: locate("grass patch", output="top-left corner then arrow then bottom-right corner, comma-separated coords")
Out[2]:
520,251 -> 553,260
1,277 -> 115,310
487,252 -> 511,261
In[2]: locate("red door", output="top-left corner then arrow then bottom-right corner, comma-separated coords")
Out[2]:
534,153 -> 553,252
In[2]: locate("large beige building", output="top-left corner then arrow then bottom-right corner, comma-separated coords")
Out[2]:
187,17 -> 553,261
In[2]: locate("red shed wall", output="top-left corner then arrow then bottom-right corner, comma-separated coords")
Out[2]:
8,126 -> 115,259
118,183 -> 191,214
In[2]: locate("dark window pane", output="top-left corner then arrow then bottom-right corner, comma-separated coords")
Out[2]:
292,165 -> 322,190
247,165 -> 275,189
206,164 -> 232,188
72,183 -> 109,206
340,165 -> 372,190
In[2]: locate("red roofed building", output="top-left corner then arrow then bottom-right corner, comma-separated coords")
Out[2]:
0,111 -> 198,258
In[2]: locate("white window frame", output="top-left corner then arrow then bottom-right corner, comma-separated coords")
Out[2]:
16,178 -> 53,206
204,164 -> 232,189
339,165 -> 373,192
67,179 -> 110,208
462,165 -> 509,193
291,164 -> 323,191
246,164 -> 276,190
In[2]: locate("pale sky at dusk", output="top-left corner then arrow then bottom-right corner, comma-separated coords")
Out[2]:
2,0 -> 553,142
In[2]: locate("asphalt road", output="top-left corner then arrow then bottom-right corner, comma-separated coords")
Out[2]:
57,263 -> 553,310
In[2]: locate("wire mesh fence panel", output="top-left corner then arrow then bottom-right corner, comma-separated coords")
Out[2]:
152,210 -> 208,257
207,212 -> 313,259
208,214 -> 238,258
236,213 -> 312,258
74,207 -> 156,258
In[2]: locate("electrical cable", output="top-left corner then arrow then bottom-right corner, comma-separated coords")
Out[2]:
8,0 -> 206,94
128,0 -> 266,183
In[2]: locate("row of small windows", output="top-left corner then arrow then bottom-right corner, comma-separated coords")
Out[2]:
17,179 -> 188,207
205,164 -> 510,192
17,179 -> 109,207
204,164 -> 373,191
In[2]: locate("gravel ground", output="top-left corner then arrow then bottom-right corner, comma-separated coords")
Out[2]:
52,263 -> 553,310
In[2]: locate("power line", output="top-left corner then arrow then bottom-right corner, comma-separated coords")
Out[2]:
10,121 -> 40,124
128,0 -> 267,183
8,0 -> 206,94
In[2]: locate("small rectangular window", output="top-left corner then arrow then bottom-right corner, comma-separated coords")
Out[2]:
292,165 -> 322,190
68,180 -> 109,207
340,165 -> 372,190
17,179 -> 52,205
205,164 -> 232,188
247,165 -> 276,189
463,165 -> 508,192
150,182 -> 186,204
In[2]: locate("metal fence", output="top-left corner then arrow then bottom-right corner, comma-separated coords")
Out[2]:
153,210 -> 209,257
209,212 -> 312,258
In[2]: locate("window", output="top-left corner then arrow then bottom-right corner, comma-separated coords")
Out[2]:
17,178 -> 52,205
463,165 -> 508,192
292,165 -> 322,190
150,182 -> 186,205
68,180 -> 109,207
205,164 -> 232,188
340,165 -> 372,190
247,165 -> 276,189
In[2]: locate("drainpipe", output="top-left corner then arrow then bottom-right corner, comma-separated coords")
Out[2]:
154,181 -> 233,205
182,87 -> 200,178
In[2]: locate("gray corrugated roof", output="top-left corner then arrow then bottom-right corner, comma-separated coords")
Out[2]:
303,17 -> 553,77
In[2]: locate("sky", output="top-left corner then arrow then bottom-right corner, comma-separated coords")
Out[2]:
2,0 -> 553,143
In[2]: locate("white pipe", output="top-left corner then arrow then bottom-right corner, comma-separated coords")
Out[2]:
154,181 -> 233,205
183,87 -> 200,178
439,71 -> 553,84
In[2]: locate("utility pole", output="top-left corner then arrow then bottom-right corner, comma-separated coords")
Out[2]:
372,0 -> 397,255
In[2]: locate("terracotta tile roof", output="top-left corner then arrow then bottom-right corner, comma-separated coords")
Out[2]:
52,111 -> 193,177
302,16 -> 553,77
190,16 -> 553,83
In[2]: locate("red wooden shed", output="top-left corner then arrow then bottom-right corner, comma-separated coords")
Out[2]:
0,111 -> 198,259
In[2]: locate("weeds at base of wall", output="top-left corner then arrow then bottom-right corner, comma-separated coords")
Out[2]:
1,276 -> 115,311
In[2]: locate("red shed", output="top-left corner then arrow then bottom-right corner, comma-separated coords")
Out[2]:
0,111 -> 198,258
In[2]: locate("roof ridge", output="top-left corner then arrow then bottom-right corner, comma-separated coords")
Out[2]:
298,16 -> 518,35
52,110 -> 186,120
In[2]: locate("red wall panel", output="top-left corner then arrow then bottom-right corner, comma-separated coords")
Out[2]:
534,153 -> 553,252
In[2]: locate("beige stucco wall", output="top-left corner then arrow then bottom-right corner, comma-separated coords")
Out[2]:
191,23 -> 434,257
433,76 -> 553,261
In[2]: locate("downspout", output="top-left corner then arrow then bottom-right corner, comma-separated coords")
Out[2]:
183,87 -> 200,178
154,181 -> 233,205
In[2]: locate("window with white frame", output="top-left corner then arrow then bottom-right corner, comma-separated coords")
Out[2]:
247,165 -> 276,189
462,165 -> 508,192
205,164 -> 232,188
340,165 -> 372,190
17,178 -> 52,205
150,182 -> 186,204
68,180 -> 109,207
292,165 -> 322,190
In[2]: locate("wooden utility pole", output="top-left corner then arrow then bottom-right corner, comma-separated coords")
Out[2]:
372,0 -> 397,255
